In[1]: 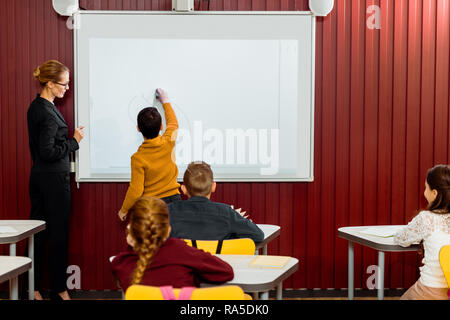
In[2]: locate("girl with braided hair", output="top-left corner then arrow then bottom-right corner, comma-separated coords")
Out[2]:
111,196 -> 233,292
394,164 -> 450,300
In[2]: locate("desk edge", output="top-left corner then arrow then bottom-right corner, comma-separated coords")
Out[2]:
337,230 -> 420,252
0,223 -> 46,244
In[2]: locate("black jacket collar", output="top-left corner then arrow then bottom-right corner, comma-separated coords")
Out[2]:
187,196 -> 211,202
36,94 -> 54,106
36,94 -> 66,124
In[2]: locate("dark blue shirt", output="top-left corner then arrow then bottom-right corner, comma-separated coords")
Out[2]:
168,196 -> 264,244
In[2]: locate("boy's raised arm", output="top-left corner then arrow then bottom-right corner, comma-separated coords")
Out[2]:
156,88 -> 178,141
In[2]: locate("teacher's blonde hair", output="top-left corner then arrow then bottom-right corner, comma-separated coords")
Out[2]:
33,60 -> 69,87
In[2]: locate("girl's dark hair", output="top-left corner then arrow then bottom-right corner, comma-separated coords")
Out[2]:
137,107 -> 162,139
426,164 -> 450,213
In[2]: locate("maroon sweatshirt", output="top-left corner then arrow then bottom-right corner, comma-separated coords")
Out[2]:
110,238 -> 234,291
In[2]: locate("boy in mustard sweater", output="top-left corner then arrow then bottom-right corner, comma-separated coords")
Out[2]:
118,88 -> 181,221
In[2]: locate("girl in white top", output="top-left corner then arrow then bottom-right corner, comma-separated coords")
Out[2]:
394,164 -> 450,300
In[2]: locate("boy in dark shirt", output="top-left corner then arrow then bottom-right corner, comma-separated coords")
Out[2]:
168,161 -> 264,244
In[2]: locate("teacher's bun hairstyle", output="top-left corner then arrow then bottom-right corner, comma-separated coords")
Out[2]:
33,60 -> 69,87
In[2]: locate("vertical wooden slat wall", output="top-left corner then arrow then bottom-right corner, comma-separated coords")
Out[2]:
1,0 -> 449,291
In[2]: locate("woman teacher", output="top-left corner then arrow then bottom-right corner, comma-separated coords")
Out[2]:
27,60 -> 84,300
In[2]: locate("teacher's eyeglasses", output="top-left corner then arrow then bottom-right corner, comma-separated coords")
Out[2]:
55,82 -> 69,88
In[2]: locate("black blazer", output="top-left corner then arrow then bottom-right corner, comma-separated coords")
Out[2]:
27,95 -> 79,173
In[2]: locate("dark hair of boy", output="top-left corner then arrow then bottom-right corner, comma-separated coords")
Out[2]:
137,107 -> 162,139
183,161 -> 213,197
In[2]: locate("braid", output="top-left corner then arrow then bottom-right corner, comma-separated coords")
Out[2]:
128,197 -> 170,285
131,222 -> 166,285
131,224 -> 152,285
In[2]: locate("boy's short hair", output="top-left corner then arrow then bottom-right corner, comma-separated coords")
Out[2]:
183,161 -> 214,197
137,107 -> 162,139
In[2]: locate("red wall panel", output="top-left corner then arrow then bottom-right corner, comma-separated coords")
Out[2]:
334,0 -> 350,290
390,0 -> 409,289
347,0 -> 365,289
435,1 -> 450,168
1,0 -> 450,291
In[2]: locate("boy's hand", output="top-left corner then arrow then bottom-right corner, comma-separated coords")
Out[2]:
156,88 -> 169,104
236,208 -> 250,219
232,206 -> 251,221
118,210 -> 127,221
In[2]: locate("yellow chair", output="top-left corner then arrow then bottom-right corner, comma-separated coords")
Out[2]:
125,285 -> 249,300
439,245 -> 450,288
183,238 -> 256,255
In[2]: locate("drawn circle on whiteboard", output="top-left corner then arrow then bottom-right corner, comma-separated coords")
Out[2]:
127,94 -> 156,125
126,94 -> 193,134
169,100 -> 192,133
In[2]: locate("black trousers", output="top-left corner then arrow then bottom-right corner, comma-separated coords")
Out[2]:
29,171 -> 71,293
161,193 -> 182,204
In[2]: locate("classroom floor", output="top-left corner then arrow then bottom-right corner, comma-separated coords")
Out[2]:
0,289 -> 405,300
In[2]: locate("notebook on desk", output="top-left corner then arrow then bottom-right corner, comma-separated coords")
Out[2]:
358,226 -> 405,238
249,256 -> 291,269
0,226 -> 18,233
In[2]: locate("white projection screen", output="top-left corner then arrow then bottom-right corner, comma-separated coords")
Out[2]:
73,11 -> 315,182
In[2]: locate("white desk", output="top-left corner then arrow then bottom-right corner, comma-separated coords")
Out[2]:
255,224 -> 281,255
204,254 -> 299,300
0,220 -> 46,300
338,226 -> 420,300
0,256 -> 32,300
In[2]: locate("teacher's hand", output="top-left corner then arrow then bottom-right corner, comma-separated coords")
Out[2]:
74,126 -> 85,143
118,210 -> 127,221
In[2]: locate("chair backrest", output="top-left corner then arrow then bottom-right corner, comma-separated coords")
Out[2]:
190,286 -> 247,300
439,245 -> 450,288
125,285 -> 247,300
183,239 -> 220,254
183,238 -> 256,255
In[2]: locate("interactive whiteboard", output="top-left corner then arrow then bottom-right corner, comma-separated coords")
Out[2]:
74,11 -> 315,182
